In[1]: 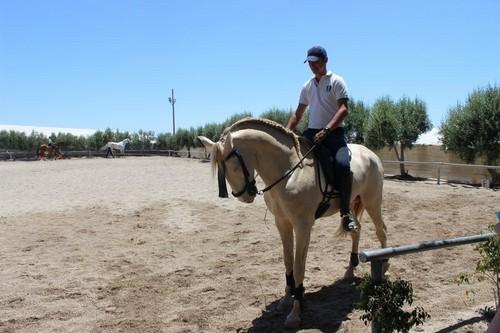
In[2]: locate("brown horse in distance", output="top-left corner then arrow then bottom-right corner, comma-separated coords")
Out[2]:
38,143 -> 62,160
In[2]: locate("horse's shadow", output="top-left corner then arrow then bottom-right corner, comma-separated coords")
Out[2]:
247,277 -> 362,333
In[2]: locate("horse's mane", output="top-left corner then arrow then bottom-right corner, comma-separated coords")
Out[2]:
223,117 -> 303,160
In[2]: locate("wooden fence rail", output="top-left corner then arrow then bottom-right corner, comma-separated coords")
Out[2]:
1,150 -> 498,186
384,160 -> 500,185
0,149 -> 209,161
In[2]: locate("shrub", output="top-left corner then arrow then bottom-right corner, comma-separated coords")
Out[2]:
357,274 -> 430,333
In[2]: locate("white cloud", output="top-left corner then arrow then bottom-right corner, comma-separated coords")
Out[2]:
0,124 -> 97,137
416,127 -> 442,145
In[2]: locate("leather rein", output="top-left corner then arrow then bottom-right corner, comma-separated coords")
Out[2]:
217,144 -> 318,198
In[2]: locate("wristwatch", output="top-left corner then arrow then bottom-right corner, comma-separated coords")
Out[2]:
323,126 -> 332,134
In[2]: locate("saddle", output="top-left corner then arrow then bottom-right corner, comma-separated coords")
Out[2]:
313,144 -> 340,219
314,145 -> 339,194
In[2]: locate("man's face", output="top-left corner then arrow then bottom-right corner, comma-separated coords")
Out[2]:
308,57 -> 327,76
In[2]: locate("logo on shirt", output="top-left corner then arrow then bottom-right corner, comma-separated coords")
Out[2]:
326,85 -> 332,92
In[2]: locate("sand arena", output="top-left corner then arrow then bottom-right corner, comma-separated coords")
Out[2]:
0,156 -> 498,332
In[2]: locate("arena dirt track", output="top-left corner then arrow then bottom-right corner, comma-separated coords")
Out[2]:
0,157 -> 498,332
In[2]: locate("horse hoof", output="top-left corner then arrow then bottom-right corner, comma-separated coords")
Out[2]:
343,268 -> 355,281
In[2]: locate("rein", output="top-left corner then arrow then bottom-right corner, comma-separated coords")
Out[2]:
218,143 -> 318,198
257,144 -> 318,194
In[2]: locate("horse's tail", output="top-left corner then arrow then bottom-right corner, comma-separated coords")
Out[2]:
99,143 -> 108,151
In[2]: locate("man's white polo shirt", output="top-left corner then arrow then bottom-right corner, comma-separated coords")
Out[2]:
299,71 -> 349,129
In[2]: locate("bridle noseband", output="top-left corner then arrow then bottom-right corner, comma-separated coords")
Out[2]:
217,144 -> 318,199
219,149 -> 257,198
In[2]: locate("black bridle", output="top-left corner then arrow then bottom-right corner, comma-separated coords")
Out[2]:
218,149 -> 257,198
217,144 -> 318,199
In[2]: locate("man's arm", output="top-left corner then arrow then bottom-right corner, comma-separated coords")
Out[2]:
314,98 -> 349,144
325,98 -> 349,130
286,103 -> 307,131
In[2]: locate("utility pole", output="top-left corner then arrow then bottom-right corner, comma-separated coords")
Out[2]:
168,88 -> 176,136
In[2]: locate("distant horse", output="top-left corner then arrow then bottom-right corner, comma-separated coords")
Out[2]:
100,138 -> 130,158
38,143 -> 62,160
198,118 -> 387,329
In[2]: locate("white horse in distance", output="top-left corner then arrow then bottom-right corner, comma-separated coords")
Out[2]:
101,138 -> 130,157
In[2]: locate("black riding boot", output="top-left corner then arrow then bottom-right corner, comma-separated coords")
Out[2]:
316,145 -> 335,191
314,146 -> 336,219
339,172 -> 357,231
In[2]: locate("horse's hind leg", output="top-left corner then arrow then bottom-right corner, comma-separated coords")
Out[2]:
365,200 -> 390,272
344,197 -> 363,280
365,201 -> 387,248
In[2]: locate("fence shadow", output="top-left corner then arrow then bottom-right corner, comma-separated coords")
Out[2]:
434,315 -> 486,333
246,277 -> 361,333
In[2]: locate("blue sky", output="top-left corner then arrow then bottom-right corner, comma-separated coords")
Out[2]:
1,0 -> 499,135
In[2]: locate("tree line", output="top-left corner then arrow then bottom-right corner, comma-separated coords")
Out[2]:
1,85 -> 499,182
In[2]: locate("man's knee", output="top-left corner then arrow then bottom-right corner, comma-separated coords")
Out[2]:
335,149 -> 351,173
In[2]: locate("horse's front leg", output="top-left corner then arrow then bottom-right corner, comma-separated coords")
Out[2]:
274,217 -> 294,312
285,221 -> 312,329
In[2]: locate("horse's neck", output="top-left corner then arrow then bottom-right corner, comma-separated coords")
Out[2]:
242,131 -> 298,186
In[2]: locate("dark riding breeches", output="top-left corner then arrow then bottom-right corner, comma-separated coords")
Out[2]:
303,127 -> 352,215
303,127 -> 351,183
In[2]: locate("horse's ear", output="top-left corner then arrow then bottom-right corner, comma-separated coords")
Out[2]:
222,132 -> 233,158
198,136 -> 215,150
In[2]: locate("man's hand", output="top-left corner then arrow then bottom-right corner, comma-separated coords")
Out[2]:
313,129 -> 329,144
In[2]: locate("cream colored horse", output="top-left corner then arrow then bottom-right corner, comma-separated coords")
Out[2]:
198,118 -> 387,329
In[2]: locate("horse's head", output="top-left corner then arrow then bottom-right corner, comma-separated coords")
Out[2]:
198,133 -> 257,203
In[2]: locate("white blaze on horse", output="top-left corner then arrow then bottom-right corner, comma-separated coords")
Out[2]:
101,138 -> 130,157
198,118 -> 388,329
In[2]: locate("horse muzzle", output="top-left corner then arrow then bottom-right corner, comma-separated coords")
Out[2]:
238,193 -> 256,203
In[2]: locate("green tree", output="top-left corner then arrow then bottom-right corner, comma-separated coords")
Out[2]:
299,112 -> 309,133
130,130 -> 155,150
200,122 -> 224,142
345,99 -> 370,144
259,107 -> 292,126
88,130 -> 106,151
364,96 -> 399,150
221,112 -> 253,129
365,96 -> 432,176
28,131 -> 46,151
440,85 -> 500,186
175,128 -> 196,157
157,132 -> 174,149
103,128 -> 115,143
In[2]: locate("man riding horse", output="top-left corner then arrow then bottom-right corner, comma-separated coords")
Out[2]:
286,46 -> 355,232
38,137 -> 62,160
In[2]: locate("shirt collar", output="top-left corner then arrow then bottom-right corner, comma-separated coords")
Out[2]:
311,71 -> 333,84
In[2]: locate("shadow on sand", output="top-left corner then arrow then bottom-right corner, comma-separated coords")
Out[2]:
246,277 -> 362,333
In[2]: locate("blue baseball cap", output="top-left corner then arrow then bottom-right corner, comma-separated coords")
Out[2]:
304,46 -> 327,63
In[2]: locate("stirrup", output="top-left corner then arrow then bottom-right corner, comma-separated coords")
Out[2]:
341,213 -> 358,232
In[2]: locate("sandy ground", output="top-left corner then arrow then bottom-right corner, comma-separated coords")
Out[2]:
0,156 -> 498,333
